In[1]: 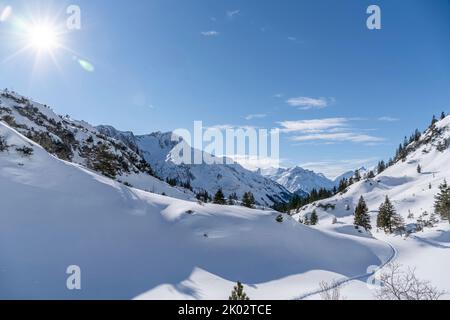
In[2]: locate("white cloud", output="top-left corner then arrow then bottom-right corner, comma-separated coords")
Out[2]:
273,93 -> 283,98
292,132 -> 384,143
286,96 -> 332,110
278,118 -> 385,144
278,118 -> 348,133
288,37 -> 297,41
201,30 -> 219,37
227,10 -> 240,18
378,116 -> 399,122
300,158 -> 378,180
245,113 -> 267,120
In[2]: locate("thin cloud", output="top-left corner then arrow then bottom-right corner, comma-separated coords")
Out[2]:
288,37 -> 297,41
378,116 -> 399,122
278,118 -> 385,144
278,118 -> 348,133
286,96 -> 333,110
227,10 -> 240,18
292,132 -> 385,143
201,30 -> 219,37
245,113 -> 267,120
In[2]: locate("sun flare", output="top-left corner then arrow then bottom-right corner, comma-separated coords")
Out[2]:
26,23 -> 60,52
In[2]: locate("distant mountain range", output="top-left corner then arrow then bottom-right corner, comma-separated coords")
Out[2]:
259,166 -> 363,195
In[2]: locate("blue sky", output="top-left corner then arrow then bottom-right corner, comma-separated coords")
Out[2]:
0,0 -> 449,178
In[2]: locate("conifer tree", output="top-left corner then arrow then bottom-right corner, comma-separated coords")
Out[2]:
229,282 -> 250,300
242,192 -> 256,208
417,164 -> 422,174
310,210 -> 319,225
213,189 -> 226,205
354,196 -> 371,231
434,180 -> 450,223
441,111 -> 446,120
377,196 -> 404,233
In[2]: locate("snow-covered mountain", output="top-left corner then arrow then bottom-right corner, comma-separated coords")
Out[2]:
98,126 -> 292,206
0,120 -> 391,299
261,166 -> 335,194
0,89 -> 193,200
261,166 -> 369,195
0,90 -> 289,205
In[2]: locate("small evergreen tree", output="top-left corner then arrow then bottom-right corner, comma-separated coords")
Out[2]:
275,214 -> 284,223
417,164 -> 422,174
431,115 -> 438,127
229,282 -> 250,300
441,111 -> 446,120
310,210 -> 319,225
213,189 -> 226,205
434,180 -> 450,223
377,196 -> 404,233
354,196 -> 372,231
377,161 -> 386,174
242,192 -> 256,208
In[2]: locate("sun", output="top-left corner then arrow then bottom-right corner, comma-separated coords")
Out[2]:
26,23 -> 60,52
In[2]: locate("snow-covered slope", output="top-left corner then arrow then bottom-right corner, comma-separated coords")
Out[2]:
98,127 -> 292,206
0,90 -> 193,200
294,116 -> 450,298
0,121 -> 392,299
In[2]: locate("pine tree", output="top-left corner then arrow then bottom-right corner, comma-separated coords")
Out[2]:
431,115 -> 438,127
354,170 -> 361,182
377,161 -> 386,174
377,196 -> 404,233
310,210 -> 319,225
213,189 -> 226,205
354,196 -> 372,231
242,192 -> 256,208
229,282 -> 250,300
441,111 -> 446,120
417,164 -> 422,174
434,180 -> 450,223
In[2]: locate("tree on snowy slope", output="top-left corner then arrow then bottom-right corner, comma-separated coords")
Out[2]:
241,192 -> 256,208
434,180 -> 450,223
229,282 -> 250,300
310,210 -> 319,225
377,196 -> 405,234
354,196 -> 371,231
213,189 -> 226,205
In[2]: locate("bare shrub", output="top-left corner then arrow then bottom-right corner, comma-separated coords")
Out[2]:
376,263 -> 445,300
319,281 -> 345,300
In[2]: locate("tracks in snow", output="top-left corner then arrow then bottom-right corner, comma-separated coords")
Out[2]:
295,237 -> 398,300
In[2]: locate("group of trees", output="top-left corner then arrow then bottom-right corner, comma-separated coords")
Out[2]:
352,195 -> 405,234
205,189 -> 257,209
274,187 -> 335,213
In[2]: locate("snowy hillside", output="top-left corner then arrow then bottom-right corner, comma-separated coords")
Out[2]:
98,126 -> 292,206
0,121 -> 392,299
293,116 -> 450,299
0,90 -> 194,200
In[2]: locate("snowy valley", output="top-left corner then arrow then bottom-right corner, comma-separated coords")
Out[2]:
0,90 -> 449,300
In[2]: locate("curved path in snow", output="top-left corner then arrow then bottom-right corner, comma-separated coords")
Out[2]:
295,238 -> 398,300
